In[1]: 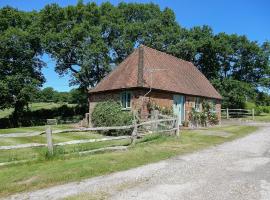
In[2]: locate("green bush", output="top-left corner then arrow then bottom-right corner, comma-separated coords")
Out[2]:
245,102 -> 270,115
244,102 -> 256,110
260,106 -> 270,114
0,105 -> 87,128
190,100 -> 219,127
91,101 -> 133,136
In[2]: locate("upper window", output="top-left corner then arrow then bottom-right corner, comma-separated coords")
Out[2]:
121,91 -> 131,109
195,97 -> 200,111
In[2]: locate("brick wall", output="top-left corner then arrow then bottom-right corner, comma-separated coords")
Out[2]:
184,96 -> 221,122
89,89 -> 221,126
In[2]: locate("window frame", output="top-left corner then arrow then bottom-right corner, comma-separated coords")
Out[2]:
210,99 -> 216,113
195,97 -> 200,111
120,91 -> 132,110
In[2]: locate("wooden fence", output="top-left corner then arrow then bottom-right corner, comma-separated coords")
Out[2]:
45,110 -> 179,155
221,108 -> 255,120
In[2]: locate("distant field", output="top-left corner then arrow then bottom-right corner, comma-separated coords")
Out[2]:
0,102 -> 76,119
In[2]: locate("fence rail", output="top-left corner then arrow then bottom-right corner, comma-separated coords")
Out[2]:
221,108 -> 255,120
44,110 -> 179,155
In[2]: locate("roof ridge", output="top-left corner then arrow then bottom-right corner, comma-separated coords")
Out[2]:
89,48 -> 139,92
140,45 -> 194,65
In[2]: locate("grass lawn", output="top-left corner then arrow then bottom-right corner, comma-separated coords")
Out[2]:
0,102 -> 76,119
0,125 -> 258,197
221,113 -> 270,122
0,132 -> 103,146
0,124 -> 75,134
253,113 -> 270,122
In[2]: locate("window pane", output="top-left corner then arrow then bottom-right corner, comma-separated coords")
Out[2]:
121,92 -> 126,108
126,93 -> 131,108
195,97 -> 200,111
211,100 -> 216,112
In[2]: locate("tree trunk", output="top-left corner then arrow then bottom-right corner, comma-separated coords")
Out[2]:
12,101 -> 25,127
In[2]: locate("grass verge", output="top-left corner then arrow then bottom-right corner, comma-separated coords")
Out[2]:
0,124 -> 75,134
0,125 -> 258,197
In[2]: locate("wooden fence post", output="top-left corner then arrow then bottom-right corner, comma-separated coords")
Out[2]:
151,110 -> 159,131
131,120 -> 138,145
176,117 -> 180,137
226,108 -> 229,119
252,108 -> 255,120
46,126 -> 53,155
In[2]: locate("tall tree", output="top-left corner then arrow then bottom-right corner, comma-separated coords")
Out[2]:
0,7 -> 44,123
39,2 -> 182,90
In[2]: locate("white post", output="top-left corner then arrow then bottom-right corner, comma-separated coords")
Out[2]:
46,126 -> 53,155
252,109 -> 255,120
226,108 -> 229,119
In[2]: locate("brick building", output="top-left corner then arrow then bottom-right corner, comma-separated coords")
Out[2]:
89,45 -> 222,126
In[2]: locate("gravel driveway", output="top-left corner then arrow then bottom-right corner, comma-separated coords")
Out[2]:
5,124 -> 270,200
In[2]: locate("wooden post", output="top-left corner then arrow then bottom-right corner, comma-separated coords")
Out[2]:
252,108 -> 255,120
46,126 -> 53,155
176,117 -> 180,137
131,120 -> 138,145
85,113 -> 89,127
226,108 -> 229,119
152,110 -> 159,131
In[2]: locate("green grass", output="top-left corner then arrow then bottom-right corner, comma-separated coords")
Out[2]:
0,124 -> 74,134
222,112 -> 270,122
253,113 -> 270,122
0,138 -> 130,163
0,102 -> 76,119
0,132 -> 103,146
0,125 -> 258,197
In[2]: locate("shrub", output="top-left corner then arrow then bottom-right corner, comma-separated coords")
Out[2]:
146,101 -> 173,116
190,100 -> 219,127
91,101 -> 133,136
0,104 -> 87,128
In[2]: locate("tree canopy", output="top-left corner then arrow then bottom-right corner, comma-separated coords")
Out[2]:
0,1 -> 269,117
0,7 -> 44,123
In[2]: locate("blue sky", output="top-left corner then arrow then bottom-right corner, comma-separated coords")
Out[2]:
1,0 -> 270,91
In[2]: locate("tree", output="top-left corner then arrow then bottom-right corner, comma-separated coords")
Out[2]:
0,27 -> 44,123
69,88 -> 88,105
1,3 -> 269,113
39,2 -> 182,90
39,87 -> 55,102
212,78 -> 256,108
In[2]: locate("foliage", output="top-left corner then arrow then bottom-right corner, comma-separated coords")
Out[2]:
146,100 -> 173,116
0,2 -> 269,118
91,101 -> 133,136
212,78 -> 256,108
31,87 -> 88,105
190,100 -> 219,127
245,101 -> 270,115
0,7 -> 44,124
0,104 -> 87,128
68,88 -> 88,105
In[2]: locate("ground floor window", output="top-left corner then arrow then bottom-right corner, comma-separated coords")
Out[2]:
195,97 -> 200,111
121,91 -> 131,109
210,99 -> 216,112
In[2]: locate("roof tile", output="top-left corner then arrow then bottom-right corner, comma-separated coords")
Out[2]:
89,45 -> 222,99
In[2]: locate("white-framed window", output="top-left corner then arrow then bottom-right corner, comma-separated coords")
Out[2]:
195,97 -> 200,111
210,99 -> 216,112
121,91 -> 131,109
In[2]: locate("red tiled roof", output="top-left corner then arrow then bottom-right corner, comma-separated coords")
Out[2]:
89,45 -> 222,99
